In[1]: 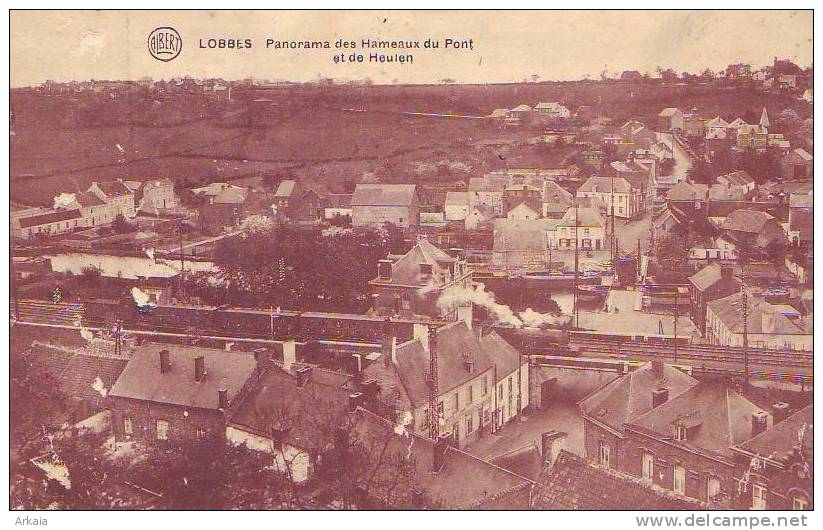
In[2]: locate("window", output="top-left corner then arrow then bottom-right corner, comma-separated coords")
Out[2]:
453,392 -> 459,411
673,464 -> 686,494
156,419 -> 169,441
642,452 -> 654,481
707,477 -> 721,500
123,417 -> 133,435
481,376 -> 488,396
598,442 -> 610,468
498,386 -> 503,400
673,424 -> 687,441
467,384 -> 473,404
466,414 -> 474,434
508,377 -> 513,396
421,409 -> 429,430
792,493 -> 809,510
196,428 -> 207,441
752,484 -> 767,510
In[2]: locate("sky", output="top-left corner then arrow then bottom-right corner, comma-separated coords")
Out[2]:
10,10 -> 813,86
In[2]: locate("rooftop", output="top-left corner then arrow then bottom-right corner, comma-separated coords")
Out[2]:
351,184 -> 418,207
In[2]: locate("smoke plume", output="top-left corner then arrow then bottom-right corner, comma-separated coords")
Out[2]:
436,283 -> 566,329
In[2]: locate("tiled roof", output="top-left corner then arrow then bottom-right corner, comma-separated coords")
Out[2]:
17,208 -> 82,228
667,182 -> 708,202
579,362 -> 698,433
558,206 -> 605,228
213,187 -> 248,204
109,343 -> 257,410
734,405 -> 813,469
688,263 -> 739,292
374,239 -> 456,287
578,176 -> 632,194
627,381 -> 766,458
659,107 -> 681,117
493,218 -> 558,252
788,193 -> 813,209
350,407 -> 533,509
530,450 -> 703,510
445,191 -> 470,206
718,170 -> 754,187
722,209 -> 775,234
274,180 -> 297,198
542,181 -> 573,206
480,331 -> 525,378
351,184 -> 417,207
793,147 -> 813,161
490,443 -> 543,481
706,292 -> 804,336
324,193 -> 353,209
95,180 -> 133,197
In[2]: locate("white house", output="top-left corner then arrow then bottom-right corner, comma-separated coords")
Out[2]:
555,205 -> 607,250
88,180 -> 137,218
506,202 -> 539,221
445,191 -> 471,221
576,176 -> 640,219
534,101 -> 570,119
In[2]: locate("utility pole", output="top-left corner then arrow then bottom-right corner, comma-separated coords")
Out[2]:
610,173 -> 616,265
742,289 -> 749,385
428,325 -> 440,440
573,201 -> 580,328
637,238 -> 642,281
673,289 -> 678,363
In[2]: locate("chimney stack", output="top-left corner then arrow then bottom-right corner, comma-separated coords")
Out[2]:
772,402 -> 791,424
159,349 -> 171,374
651,359 -> 664,377
651,387 -> 669,408
462,353 -> 475,373
761,311 -> 777,334
348,392 -> 365,413
217,388 -> 228,411
282,340 -> 297,371
296,365 -> 313,388
752,411 -> 769,437
381,336 -> 397,367
617,362 -> 627,376
194,355 -> 206,382
541,430 -> 568,469
433,434 -> 449,473
377,259 -> 393,281
224,342 -> 234,352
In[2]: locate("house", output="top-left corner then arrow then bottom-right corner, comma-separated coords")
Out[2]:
687,264 -> 741,335
666,182 -> 709,217
508,104 -> 534,120
704,116 -> 729,139
323,193 -> 353,220
541,181 -> 574,219
716,170 -> 756,196
488,108 -> 509,120
531,450 -> 704,510
361,322 -> 499,449
369,240 -> 471,320
464,204 -> 497,231
730,404 -> 813,510
705,292 -> 811,350
88,180 -> 136,218
492,218 -> 557,270
56,191 -> 115,228
108,343 -> 259,444
138,178 -> 180,214
801,88 -> 813,103
576,176 -> 640,219
780,148 -> 813,180
507,202 -> 540,221
659,107 -> 685,131
579,362 -> 698,472
555,205 -> 606,250
503,184 -> 541,216
444,191 -> 471,221
534,101 -> 570,119
11,208 -> 83,239
351,184 -> 420,229
198,189 -> 249,234
721,209 -> 786,250
273,180 -> 324,223
468,174 -> 506,216
787,193 -> 813,248
225,349 -> 355,484
481,331 -> 530,431
348,407 -> 534,508
623,379 -> 767,503
737,124 -> 769,150
683,115 -> 706,138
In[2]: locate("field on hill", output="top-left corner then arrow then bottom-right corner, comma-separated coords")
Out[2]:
10,80 -> 808,205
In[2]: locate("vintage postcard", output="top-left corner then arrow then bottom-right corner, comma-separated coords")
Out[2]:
8,9 -> 814,517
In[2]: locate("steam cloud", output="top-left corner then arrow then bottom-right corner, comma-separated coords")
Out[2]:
131,287 -> 151,307
436,283 -> 567,329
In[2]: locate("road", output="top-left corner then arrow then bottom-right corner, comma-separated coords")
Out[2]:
657,132 -> 693,176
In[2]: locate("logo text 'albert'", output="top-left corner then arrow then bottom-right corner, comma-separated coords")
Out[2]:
148,27 -> 182,62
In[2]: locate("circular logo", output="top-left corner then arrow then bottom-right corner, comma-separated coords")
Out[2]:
147,27 -> 182,62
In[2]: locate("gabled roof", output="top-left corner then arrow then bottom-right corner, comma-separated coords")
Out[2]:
481,330 -> 526,377
789,208 -> 813,241
374,239 -> 456,287
659,107 -> 682,117
510,104 -> 533,112
490,443 -> 543,481
350,407 -> 533,509
788,192 -> 813,209
213,187 -> 248,204
324,193 -> 353,209
667,182 -> 709,202
531,450 -> 703,510
706,116 -> 729,128
351,184 -> 417,207
706,292 -> 805,336
445,191 -> 470,206
557,206 -> 605,228
17,208 -> 82,228
507,202 -> 539,217
109,343 -> 257,410
489,108 -> 509,118
627,381 -> 765,457
688,263 -> 739,292
542,181 -> 573,206
733,405 -> 813,470
493,218 -> 558,252
579,362 -> 698,433
73,191 -> 106,208
792,147 -> 813,161
535,101 -> 567,111
717,170 -> 754,187
721,209 -> 775,234
94,180 -> 133,197
578,176 -> 632,194
274,180 -> 297,198
143,178 -> 175,189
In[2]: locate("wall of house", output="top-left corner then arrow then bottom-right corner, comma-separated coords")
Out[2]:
225,426 -> 312,483
352,205 -> 418,228
555,225 -> 606,250
584,418 -> 628,471
731,455 -> 813,510
426,368 -> 495,449
110,396 -> 225,445
445,204 -> 470,221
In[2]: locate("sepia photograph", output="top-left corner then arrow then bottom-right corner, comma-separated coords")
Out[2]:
6,8 -> 815,518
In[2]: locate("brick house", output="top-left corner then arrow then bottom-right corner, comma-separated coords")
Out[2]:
730,404 -> 813,510
351,184 -> 420,229
368,239 -> 472,320
108,343 -> 259,445
687,263 -> 741,335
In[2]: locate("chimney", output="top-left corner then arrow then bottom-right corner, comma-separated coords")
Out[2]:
752,411 -> 769,437
772,402 -> 791,424
414,324 -> 429,352
433,434 -> 449,473
541,430 -> 568,469
652,387 -> 669,408
457,303 -> 473,329
381,336 -> 398,367
282,340 -> 296,371
348,392 -> 365,412
377,259 -> 393,281
720,265 -> 733,280
159,349 -> 171,374
217,388 -> 228,411
253,348 -> 271,371
419,263 -> 433,281
651,359 -> 664,377
194,356 -> 206,382
296,365 -> 313,388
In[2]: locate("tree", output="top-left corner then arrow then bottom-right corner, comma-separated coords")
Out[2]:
111,214 -> 133,234
655,235 -> 689,272
79,265 -> 102,285
10,353 -> 68,457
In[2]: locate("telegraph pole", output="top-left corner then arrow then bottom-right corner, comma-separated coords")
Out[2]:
610,174 -> 616,264
573,201 -> 580,328
742,289 -> 749,385
673,289 -> 678,363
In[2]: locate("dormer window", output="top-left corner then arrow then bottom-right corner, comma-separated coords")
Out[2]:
674,424 -> 687,441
